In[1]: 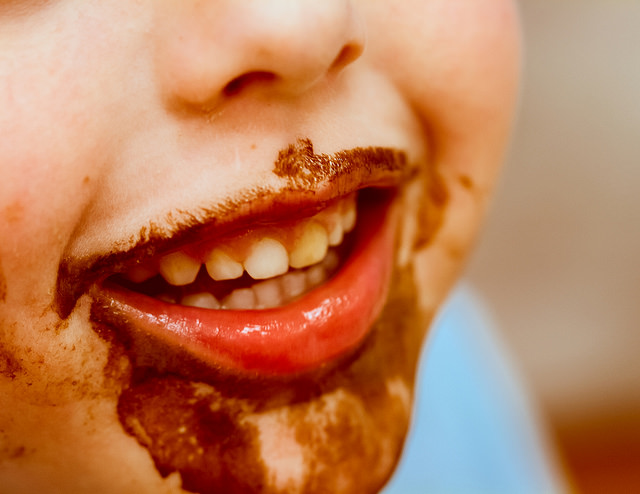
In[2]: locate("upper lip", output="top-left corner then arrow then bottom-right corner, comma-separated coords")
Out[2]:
54,140 -> 413,319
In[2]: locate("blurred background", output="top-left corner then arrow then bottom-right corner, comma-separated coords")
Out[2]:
466,0 -> 640,491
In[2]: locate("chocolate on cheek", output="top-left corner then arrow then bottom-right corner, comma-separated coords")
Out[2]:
0,308 -> 120,405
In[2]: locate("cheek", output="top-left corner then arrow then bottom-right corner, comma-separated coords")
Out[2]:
0,19 -> 124,374
0,105 -> 109,283
364,0 -> 521,166
0,3 -> 140,296
0,183 -> 88,334
364,0 -> 520,315
0,296 -> 121,407
0,80 -> 106,312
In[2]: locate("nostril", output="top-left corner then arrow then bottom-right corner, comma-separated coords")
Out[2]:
223,71 -> 278,97
331,43 -> 364,72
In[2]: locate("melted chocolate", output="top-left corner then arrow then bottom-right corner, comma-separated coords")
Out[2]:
118,376 -> 267,494
273,138 -> 407,189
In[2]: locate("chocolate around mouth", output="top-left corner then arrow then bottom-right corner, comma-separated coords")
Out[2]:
54,139 -> 411,320
77,140 -> 446,493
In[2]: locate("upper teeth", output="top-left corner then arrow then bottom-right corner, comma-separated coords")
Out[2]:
288,221 -> 329,269
126,193 -> 357,289
205,249 -> 244,281
243,237 -> 290,279
158,251 -> 201,286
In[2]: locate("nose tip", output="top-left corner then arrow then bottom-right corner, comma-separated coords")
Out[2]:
156,1 -> 365,111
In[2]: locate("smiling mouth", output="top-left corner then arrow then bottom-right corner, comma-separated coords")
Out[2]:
112,192 -> 360,310
57,140 -> 414,378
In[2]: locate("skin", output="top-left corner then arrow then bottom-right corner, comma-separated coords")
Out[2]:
0,1 -> 520,493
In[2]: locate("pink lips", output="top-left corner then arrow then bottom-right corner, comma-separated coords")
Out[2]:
97,196 -> 396,376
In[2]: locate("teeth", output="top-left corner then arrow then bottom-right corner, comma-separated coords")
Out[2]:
289,221 -> 329,269
205,248 -> 244,281
341,198 -> 357,233
253,279 -> 283,309
222,288 -> 256,310
159,251 -> 201,286
244,238 -> 289,280
280,271 -> 307,299
306,264 -> 326,288
182,292 -> 221,309
153,247 -> 341,312
327,220 -> 344,247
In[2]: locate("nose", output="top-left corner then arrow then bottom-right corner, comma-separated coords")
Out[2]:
154,0 -> 365,111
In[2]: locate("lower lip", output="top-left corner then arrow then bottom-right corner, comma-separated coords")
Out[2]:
96,195 -> 397,377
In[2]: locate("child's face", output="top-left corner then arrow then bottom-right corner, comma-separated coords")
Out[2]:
0,1 -> 519,492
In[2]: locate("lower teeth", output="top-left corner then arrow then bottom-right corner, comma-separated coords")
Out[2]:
218,249 -> 337,310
